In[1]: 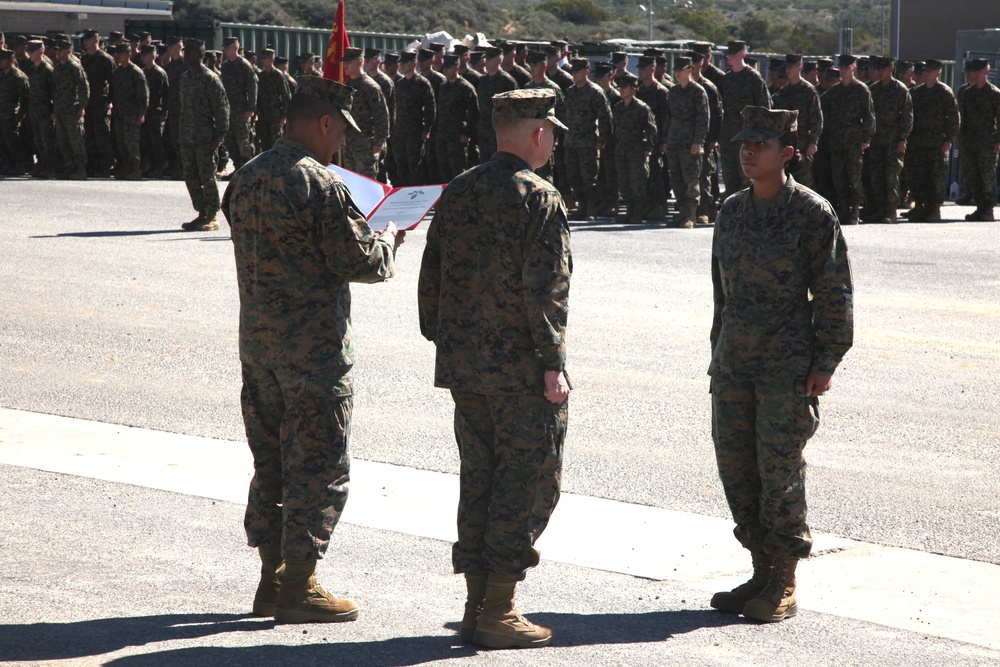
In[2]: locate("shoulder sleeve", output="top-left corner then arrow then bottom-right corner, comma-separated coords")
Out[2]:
522,186 -> 572,370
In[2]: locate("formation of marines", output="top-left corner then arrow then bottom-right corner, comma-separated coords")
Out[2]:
1,30 -> 997,224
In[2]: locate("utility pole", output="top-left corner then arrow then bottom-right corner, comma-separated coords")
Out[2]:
638,3 -> 653,41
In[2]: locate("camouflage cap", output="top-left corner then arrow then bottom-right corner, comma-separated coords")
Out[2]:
966,58 -> 989,72
837,54 -> 856,67
686,50 -> 704,64
544,44 -> 560,57
551,39 -> 568,49
925,59 -> 943,71
690,41 -> 713,55
363,47 -> 381,60
417,48 -> 434,61
769,58 -> 784,70
166,35 -> 182,46
468,51 -> 485,63
500,41 -> 517,55
643,48 -> 664,58
492,88 -> 568,131
569,57 -> 589,71
399,50 -> 417,63
817,58 -> 834,70
785,53 -> 802,65
139,44 -> 156,56
614,72 -> 639,88
824,67 -> 842,80
111,43 -> 131,56
637,55 -> 655,68
673,56 -> 692,70
745,56 -> 758,68
54,39 -> 72,51
383,51 -> 400,64
81,28 -> 99,40
294,76 -> 360,134
0,48 -> 12,61
300,51 -> 315,61
25,40 -> 45,53
109,31 -> 124,41
274,56 -> 288,66
610,51 -> 627,64
259,48 -> 275,59
593,62 -> 615,77
156,43 -> 168,55
896,60 -> 913,72
483,46 -> 501,59
429,41 -> 447,53
342,47 -> 362,62
525,50 -> 546,66
726,40 -> 746,55
732,106 -> 798,142
442,54 -> 459,68
913,60 -> 927,74
127,33 -> 140,42
801,61 -> 817,73
185,38 -> 205,51
138,31 -> 151,40
452,44 -> 469,56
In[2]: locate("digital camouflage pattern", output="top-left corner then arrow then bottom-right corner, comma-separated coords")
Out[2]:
344,72 -> 389,178
222,136 -> 397,561
81,49 -> 115,173
906,81 -> 959,206
564,79 -> 612,208
51,56 -> 89,171
710,175 -> 852,559
958,81 -> 1000,207
165,58 -> 187,172
179,64 -> 229,215
371,68 -> 396,134
142,62 -> 169,172
0,64 -> 29,168
635,80 -> 670,207
695,73 -> 722,217
824,80 -> 874,211
476,70 -> 517,160
221,56 -> 258,168
111,61 -> 149,175
664,80 -> 709,207
598,83 -> 622,212
719,66 -> 771,191
434,75 -> 479,181
256,68 -> 291,152
521,77 -> 566,182
417,147 -> 571,577
867,78 -> 912,213
392,72 -> 435,185
450,390 -> 566,576
612,96 -> 657,215
772,80 -> 823,187
27,58 -> 57,170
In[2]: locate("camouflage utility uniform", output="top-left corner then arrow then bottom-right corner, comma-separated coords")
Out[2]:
27,57 -> 58,174
711,175 -> 853,559
434,75 -> 478,182
719,67 -> 771,192
907,81 -> 959,215
772,80 -> 823,188
51,55 -> 89,174
392,72 -> 435,185
867,77 -> 912,219
824,80 -> 874,219
563,78 -> 612,215
476,70 -> 517,161
664,80 -> 709,216
222,136 -> 398,561
957,81 -> 1000,212
110,60 -> 149,177
81,48 -> 116,173
255,68 -> 290,152
179,63 -> 229,220
612,96 -> 657,220
221,55 -> 258,168
344,73 -> 389,178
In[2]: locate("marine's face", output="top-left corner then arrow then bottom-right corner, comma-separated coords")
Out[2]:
740,138 -> 791,181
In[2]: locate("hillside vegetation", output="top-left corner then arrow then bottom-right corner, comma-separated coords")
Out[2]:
172,0 -> 893,55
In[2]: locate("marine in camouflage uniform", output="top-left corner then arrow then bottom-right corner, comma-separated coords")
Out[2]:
710,106 -> 853,622
220,37 -> 259,171
178,39 -> 230,228
957,58 -> 1000,221
719,41 -> 772,194
255,49 -> 291,153
222,76 -> 400,624
613,73 -> 658,224
771,54 -> 822,189
109,43 -> 149,179
824,55 -> 875,224
690,50 -> 722,223
563,58 -> 612,219
418,48 -> 446,183
636,56 -> 671,218
593,63 -> 621,216
664,57 -> 709,228
864,57 -> 913,224
364,48 -> 396,183
0,48 -> 31,175
80,31 -> 116,175
342,48 -> 389,179
523,51 -> 567,186
391,51 -> 435,186
501,42 -> 531,88
25,41 -> 58,177
459,48 -> 483,169
434,55 -> 478,182
164,37 -> 187,178
904,59 -> 959,222
418,89 -> 570,650
476,46 -> 517,164
51,40 -> 90,179
140,45 -> 169,177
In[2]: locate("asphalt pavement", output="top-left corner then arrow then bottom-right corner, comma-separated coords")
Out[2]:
1,176 -> 998,665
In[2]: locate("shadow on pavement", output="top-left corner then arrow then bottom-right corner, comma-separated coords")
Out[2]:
0,613 -> 265,661
30,230 -> 190,239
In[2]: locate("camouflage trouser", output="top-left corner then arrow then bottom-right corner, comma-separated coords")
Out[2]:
30,114 -> 57,169
711,377 -> 818,559
615,148 -> 649,213
666,146 -> 701,207
180,142 -> 220,216
450,390 -> 567,578
0,114 -> 26,168
53,112 -> 87,171
598,140 -> 617,211
866,143 -> 904,213
343,136 -> 379,178
564,145 -> 599,207
698,147 -> 718,218
553,144 -> 570,199
225,111 -> 256,169
166,110 -> 181,174
794,148 -> 815,189
646,150 -> 668,212
478,130 -> 498,167
719,127 -> 749,194
830,144 -> 865,211
905,143 -> 948,206
140,113 -> 167,172
84,104 -> 115,172
241,360 -> 352,561
424,124 -> 441,183
391,131 -> 425,186
434,136 -> 468,183
112,114 -> 141,175
812,143 -> 835,205
960,143 -> 999,208
255,116 -> 282,153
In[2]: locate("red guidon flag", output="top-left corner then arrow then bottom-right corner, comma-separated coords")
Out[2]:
323,1 -> 350,83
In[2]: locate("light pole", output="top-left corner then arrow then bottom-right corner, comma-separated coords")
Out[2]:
638,3 -> 653,41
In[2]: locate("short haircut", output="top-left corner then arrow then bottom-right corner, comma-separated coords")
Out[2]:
286,93 -> 340,127
493,114 -> 545,136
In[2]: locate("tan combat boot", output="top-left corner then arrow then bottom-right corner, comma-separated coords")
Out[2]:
710,550 -> 773,613
742,556 -> 798,622
252,544 -> 282,617
273,558 -> 359,624
473,573 -> 552,649
181,214 -> 204,230
459,574 -> 488,642
189,214 -> 220,232
681,204 -> 697,228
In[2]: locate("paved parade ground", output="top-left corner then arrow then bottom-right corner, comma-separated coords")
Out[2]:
1,177 -> 999,665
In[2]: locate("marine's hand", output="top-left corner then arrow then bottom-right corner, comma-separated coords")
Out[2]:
806,143 -> 818,156
544,370 -> 570,404
380,221 -> 405,247
804,371 -> 833,397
